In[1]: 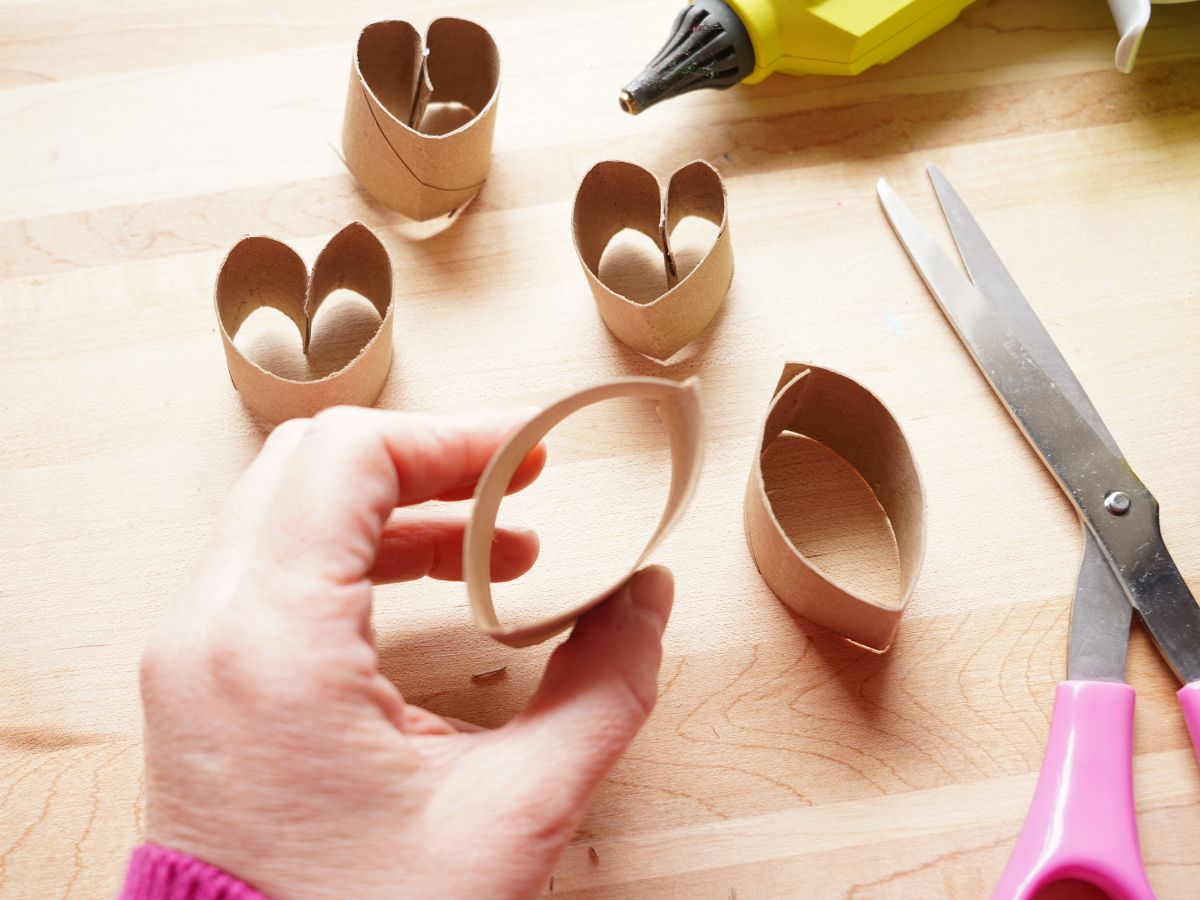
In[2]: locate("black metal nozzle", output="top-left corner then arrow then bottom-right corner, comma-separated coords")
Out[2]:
620,0 -> 755,115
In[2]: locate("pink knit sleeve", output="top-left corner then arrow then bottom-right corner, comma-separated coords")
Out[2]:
119,844 -> 269,900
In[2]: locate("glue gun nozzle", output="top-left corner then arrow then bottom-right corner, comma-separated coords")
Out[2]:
618,0 -> 754,116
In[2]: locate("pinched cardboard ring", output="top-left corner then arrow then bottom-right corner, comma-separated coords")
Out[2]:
572,160 -> 733,361
215,223 -> 394,424
342,18 -> 500,222
464,377 -> 705,648
744,364 -> 926,652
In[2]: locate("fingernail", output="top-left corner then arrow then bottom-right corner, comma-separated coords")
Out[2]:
502,525 -> 539,543
492,527 -> 540,581
628,565 -> 674,634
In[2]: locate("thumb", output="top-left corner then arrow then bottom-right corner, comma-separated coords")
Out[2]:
498,565 -> 674,822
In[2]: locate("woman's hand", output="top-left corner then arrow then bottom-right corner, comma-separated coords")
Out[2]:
139,406 -> 674,899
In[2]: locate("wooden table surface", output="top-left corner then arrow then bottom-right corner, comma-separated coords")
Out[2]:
4,1 -> 1200,896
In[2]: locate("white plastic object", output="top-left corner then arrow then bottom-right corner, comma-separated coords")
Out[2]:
1107,0 -> 1149,73
1108,0 -> 1197,74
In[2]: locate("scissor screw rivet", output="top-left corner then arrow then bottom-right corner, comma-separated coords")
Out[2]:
1105,491 -> 1131,516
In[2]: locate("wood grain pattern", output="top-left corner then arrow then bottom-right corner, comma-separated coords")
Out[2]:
3,0 -> 1200,896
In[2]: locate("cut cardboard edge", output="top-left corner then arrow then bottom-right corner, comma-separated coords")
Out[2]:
464,376 -> 706,648
744,364 -> 927,652
342,17 -> 501,221
214,223 -> 395,425
572,159 -> 733,361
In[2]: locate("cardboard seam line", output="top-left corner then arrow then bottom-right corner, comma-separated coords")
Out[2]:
357,83 -> 489,195
342,18 -> 501,221
572,159 -> 734,361
213,222 -> 395,425
743,363 -> 927,652
463,376 -> 706,648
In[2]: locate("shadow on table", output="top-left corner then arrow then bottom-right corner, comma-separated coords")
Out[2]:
375,619 -> 542,728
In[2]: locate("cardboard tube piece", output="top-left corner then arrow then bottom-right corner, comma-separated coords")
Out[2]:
744,364 -> 926,651
572,160 -> 733,361
214,223 -> 394,424
342,18 -> 500,221
465,376 -> 705,647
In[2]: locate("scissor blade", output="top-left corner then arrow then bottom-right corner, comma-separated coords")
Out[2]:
876,177 -> 986,332
878,174 -> 1200,685
1068,532 -> 1132,681
925,165 -> 1121,457
877,176 -> 1121,507
927,168 -> 1132,679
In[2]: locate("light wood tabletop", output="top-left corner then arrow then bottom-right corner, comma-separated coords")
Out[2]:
3,1 -> 1200,896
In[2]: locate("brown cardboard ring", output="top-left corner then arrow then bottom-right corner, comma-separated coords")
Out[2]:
465,376 -> 705,648
744,364 -> 926,652
214,222 -> 394,425
342,18 -> 500,221
572,160 -> 733,361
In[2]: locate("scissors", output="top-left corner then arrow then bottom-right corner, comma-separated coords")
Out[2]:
877,166 -> 1200,899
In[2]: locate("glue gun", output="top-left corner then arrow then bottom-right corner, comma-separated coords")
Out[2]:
619,0 -> 976,114
620,0 -> 1189,115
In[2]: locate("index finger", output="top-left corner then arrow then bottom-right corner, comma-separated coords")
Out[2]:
260,406 -> 544,585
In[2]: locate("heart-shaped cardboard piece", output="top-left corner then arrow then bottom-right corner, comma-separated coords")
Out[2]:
342,18 -> 500,222
572,160 -> 733,361
214,223 -> 394,424
744,364 -> 926,652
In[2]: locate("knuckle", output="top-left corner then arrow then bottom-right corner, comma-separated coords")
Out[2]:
392,428 -> 446,494
307,407 -> 380,467
306,417 -> 402,510
512,797 -> 582,852
143,615 -> 257,702
196,617 -> 268,700
617,671 -> 658,721
310,405 -> 364,434
264,416 -> 309,450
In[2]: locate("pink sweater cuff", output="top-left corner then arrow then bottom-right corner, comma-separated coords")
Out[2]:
119,844 -> 269,900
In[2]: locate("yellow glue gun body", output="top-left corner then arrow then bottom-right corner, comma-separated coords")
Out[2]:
725,0 -> 976,81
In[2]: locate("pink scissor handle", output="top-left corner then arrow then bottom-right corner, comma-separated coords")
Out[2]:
993,681 -> 1155,900
1180,682 -> 1200,765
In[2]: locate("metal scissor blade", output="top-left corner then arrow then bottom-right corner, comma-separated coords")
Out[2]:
878,172 -> 1200,685
876,176 -> 1124,510
925,165 -> 1122,457
876,177 -> 988,332
921,170 -> 1132,680
879,175 -> 1132,679
1068,533 -> 1133,681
